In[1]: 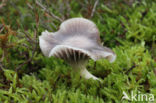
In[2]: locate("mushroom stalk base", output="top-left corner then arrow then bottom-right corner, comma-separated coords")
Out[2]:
71,62 -> 101,81
80,67 -> 100,81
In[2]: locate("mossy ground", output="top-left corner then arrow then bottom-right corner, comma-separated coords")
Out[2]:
0,0 -> 156,103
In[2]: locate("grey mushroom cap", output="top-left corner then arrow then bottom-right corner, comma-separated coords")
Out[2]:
39,18 -> 116,64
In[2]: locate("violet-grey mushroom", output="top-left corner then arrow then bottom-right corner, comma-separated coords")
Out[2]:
39,18 -> 116,81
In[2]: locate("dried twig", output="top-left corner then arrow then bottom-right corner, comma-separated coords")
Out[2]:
16,12 -> 39,72
21,43 -> 30,49
125,64 -> 138,75
90,0 -> 99,18
15,30 -> 37,71
0,19 -> 16,63
35,0 -> 63,22
0,25 -> 4,33
0,0 -> 7,9
26,2 -> 34,10
26,1 -> 58,30
18,31 -> 36,44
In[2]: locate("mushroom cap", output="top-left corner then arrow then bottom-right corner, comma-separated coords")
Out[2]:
39,18 -> 116,63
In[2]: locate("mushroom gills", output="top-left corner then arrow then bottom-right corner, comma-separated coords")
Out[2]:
52,47 -> 90,63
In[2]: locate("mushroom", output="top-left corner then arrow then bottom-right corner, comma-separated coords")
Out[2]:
39,18 -> 116,81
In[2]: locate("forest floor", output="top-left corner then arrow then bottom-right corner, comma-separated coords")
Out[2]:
0,0 -> 156,103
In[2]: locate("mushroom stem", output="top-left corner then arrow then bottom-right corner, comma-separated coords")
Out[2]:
71,62 -> 101,81
80,67 -> 100,80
